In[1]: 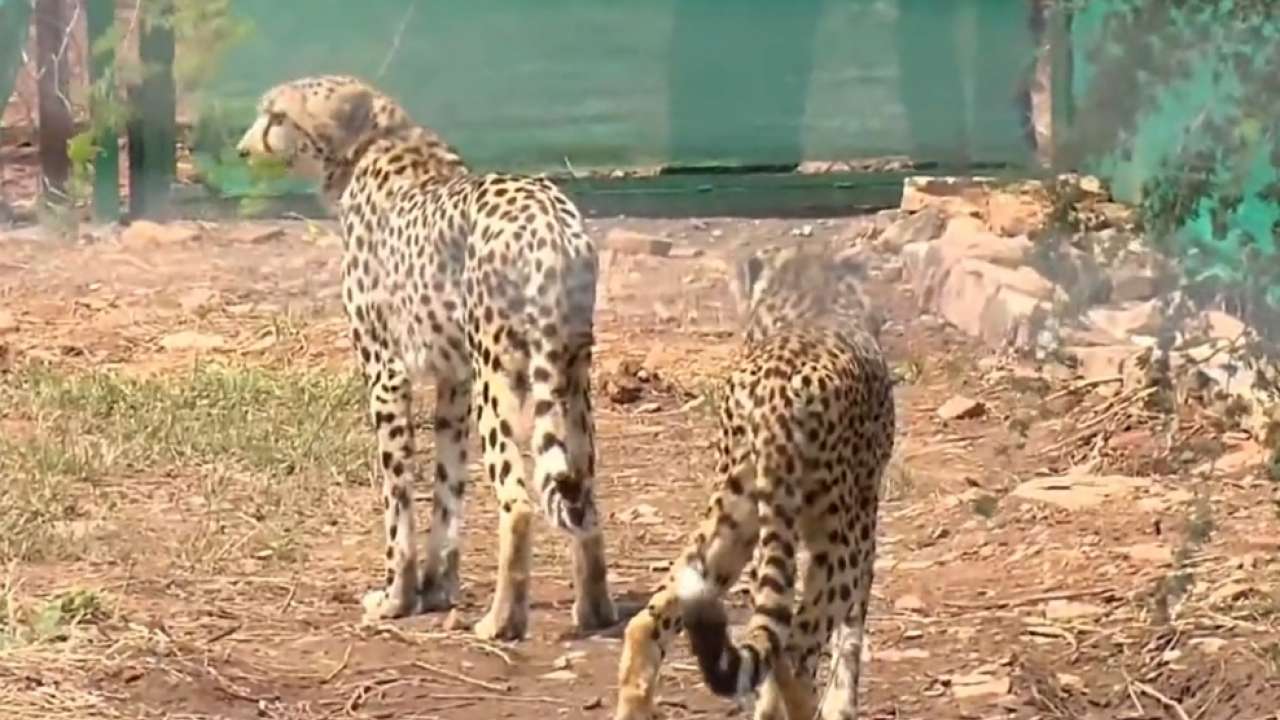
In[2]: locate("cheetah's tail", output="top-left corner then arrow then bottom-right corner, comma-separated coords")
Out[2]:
675,561 -> 783,699
538,461 -> 598,537
528,338 -> 598,539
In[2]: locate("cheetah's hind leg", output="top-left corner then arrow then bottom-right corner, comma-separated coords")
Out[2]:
564,345 -> 617,632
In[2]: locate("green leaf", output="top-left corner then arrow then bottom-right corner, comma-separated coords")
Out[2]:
66,131 -> 101,166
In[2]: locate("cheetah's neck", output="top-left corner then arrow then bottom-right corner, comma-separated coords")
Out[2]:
322,125 -> 470,204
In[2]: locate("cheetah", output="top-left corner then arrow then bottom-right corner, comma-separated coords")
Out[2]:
234,75 -> 617,640
614,243 -> 895,720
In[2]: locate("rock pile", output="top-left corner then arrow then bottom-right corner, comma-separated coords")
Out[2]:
860,174 -> 1280,440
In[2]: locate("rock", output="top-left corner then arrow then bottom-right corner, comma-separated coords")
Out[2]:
1043,599 -> 1105,621
934,217 -> 1033,267
0,310 -> 16,334
442,609 -> 465,631
1057,673 -> 1085,691
120,220 -> 202,246
604,228 -> 673,257
1072,173 -> 1108,197
899,176 -> 991,217
1086,299 -> 1163,341
619,503 -> 664,526
950,673 -> 1011,700
1121,543 -> 1173,565
937,395 -> 986,421
1199,310 -> 1248,342
909,220 -> 1038,311
934,259 -> 1055,351
1060,324 -> 1127,348
606,379 -> 643,405
894,594 -> 926,612
1064,345 -> 1146,388
667,246 -> 705,259
1108,262 -> 1159,302
1011,472 -> 1151,510
1092,201 -> 1136,228
225,223 -> 286,244
876,648 -> 931,662
877,206 -> 946,252
877,260 -> 904,283
158,330 -> 227,351
1190,638 -> 1228,654
1051,246 -> 1112,306
900,241 -> 931,282
1192,443 -> 1265,479
985,190 -> 1048,236
1207,581 -> 1261,606
850,209 -> 903,245
178,288 -> 220,314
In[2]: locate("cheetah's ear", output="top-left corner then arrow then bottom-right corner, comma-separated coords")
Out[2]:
832,247 -> 870,280
729,252 -> 766,314
328,85 -> 376,148
742,255 -> 765,295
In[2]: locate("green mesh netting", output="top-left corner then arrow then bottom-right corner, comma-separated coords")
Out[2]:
1070,0 -> 1280,307
0,0 -> 31,116
190,0 -> 1039,199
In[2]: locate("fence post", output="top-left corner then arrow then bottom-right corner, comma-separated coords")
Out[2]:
126,2 -> 176,220
1048,0 -> 1076,171
34,0 -> 73,203
86,0 -> 120,222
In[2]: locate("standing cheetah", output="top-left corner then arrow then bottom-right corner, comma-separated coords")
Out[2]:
614,244 -> 895,720
235,75 -> 616,640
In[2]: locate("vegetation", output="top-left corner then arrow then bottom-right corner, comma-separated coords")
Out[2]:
60,0 -> 256,212
1064,0 -> 1280,331
0,362 -> 367,564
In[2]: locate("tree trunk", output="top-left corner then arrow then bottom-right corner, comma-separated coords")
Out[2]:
34,0 -> 73,201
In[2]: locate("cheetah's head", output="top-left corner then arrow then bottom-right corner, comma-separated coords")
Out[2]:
731,243 -> 884,339
236,75 -> 391,180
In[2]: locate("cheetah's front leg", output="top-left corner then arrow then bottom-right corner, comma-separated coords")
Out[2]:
357,351 -> 423,621
615,483 -> 759,720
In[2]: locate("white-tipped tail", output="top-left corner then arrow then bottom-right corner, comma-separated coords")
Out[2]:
675,563 -> 711,603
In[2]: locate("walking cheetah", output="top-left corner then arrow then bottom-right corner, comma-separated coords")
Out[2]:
234,75 -> 617,640
614,244 -> 895,720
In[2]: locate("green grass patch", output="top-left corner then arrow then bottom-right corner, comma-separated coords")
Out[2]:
0,362 -> 369,563
0,587 -> 108,649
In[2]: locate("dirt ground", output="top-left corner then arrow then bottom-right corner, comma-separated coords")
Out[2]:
1,212 -> 1279,720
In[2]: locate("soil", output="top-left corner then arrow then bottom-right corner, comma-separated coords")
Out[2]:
1,211 -> 1278,720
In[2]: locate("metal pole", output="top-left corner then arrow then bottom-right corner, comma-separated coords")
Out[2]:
86,0 -> 120,222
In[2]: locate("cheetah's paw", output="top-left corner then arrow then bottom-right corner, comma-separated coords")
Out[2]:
360,588 -> 416,623
613,695 -> 657,720
419,571 -> 458,612
573,592 -> 619,632
473,605 -> 528,641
